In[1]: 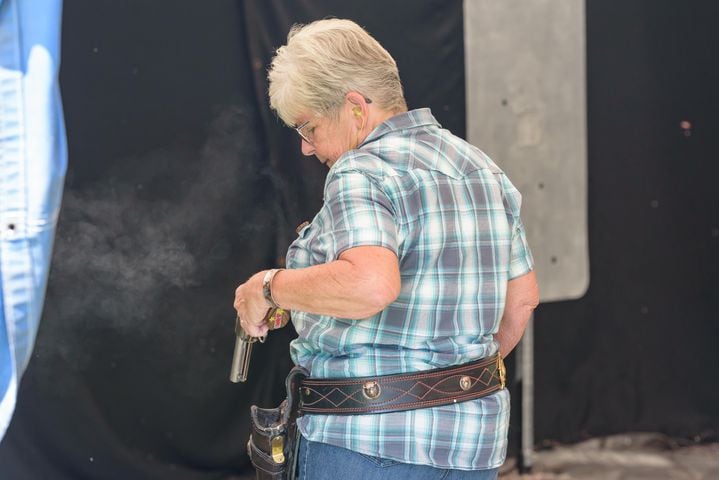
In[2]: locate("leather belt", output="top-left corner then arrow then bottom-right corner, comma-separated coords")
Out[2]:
298,353 -> 506,415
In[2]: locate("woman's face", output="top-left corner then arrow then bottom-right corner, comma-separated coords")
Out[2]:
295,106 -> 357,168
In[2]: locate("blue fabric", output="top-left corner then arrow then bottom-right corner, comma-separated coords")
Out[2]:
286,109 -> 533,469
298,436 -> 499,480
0,0 -> 67,440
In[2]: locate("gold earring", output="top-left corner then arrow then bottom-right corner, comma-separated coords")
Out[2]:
352,107 -> 362,117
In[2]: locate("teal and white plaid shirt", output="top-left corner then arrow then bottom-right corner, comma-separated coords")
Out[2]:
286,109 -> 534,470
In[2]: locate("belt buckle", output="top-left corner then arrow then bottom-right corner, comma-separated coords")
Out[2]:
497,354 -> 506,389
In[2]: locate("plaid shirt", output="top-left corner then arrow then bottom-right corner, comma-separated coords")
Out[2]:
286,109 -> 534,470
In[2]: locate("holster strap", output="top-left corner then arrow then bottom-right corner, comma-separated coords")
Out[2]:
247,437 -> 285,479
299,353 -> 506,415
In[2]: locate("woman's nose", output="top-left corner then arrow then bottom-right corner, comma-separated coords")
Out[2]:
301,139 -> 315,156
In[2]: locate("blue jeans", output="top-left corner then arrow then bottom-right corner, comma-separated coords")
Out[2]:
297,436 -> 499,480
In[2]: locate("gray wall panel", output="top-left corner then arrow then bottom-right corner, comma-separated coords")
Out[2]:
464,0 -> 588,302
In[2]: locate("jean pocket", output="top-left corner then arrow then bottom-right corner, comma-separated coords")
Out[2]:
357,452 -> 402,468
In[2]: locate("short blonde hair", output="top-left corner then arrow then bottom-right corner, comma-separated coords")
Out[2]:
268,18 -> 407,126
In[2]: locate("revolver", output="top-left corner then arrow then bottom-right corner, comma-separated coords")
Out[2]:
230,307 -> 290,383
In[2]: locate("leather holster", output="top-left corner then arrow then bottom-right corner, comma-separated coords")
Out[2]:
248,366 -> 307,480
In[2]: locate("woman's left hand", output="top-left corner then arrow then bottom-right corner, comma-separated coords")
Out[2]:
234,271 -> 271,338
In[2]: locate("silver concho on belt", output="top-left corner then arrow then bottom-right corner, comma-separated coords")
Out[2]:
362,380 -> 381,400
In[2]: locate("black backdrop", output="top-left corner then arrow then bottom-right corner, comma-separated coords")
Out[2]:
0,1 -> 717,478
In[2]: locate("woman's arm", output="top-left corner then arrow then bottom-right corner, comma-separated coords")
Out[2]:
234,245 -> 400,337
494,270 -> 539,358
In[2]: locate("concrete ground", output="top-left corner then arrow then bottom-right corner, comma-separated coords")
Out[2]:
500,433 -> 719,480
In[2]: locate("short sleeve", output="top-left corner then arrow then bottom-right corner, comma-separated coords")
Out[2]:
498,173 -> 535,279
321,169 -> 398,259
508,217 -> 534,279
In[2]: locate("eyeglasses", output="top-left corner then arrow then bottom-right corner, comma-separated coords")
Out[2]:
294,120 -> 315,145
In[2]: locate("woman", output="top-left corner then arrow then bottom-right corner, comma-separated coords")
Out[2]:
234,18 -> 538,480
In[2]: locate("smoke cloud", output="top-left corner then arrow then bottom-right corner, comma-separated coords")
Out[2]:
37,105 -> 279,370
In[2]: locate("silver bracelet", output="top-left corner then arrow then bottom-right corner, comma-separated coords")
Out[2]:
262,268 -> 283,308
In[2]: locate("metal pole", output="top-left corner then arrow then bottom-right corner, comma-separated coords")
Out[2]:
517,313 -> 534,473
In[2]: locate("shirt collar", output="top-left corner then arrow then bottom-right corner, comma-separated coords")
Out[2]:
358,108 -> 441,147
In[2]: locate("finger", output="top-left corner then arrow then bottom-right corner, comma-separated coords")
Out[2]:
233,295 -> 245,311
236,299 -> 246,311
245,323 -> 268,338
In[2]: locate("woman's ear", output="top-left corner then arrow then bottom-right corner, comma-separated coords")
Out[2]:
346,91 -> 368,119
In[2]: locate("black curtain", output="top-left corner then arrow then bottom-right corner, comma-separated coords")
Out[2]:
0,1 -> 284,478
0,1 -> 717,479
534,0 -> 719,444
